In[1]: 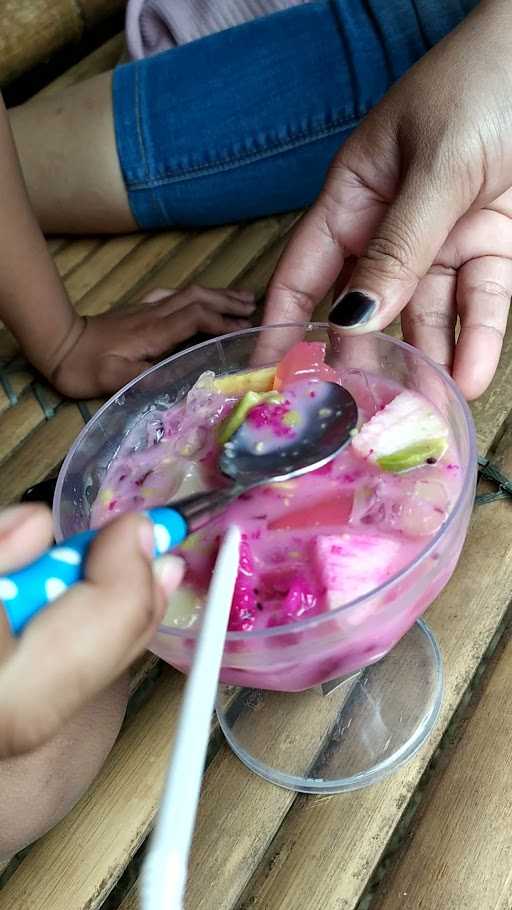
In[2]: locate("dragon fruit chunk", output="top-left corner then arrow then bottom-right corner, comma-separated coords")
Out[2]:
265,575 -> 318,645
229,539 -> 257,632
281,575 -> 319,620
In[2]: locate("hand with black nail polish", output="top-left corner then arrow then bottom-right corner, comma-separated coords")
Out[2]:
265,0 -> 512,400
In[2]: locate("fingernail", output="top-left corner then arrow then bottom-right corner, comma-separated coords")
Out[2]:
138,518 -> 156,559
153,555 -> 185,595
329,291 -> 377,327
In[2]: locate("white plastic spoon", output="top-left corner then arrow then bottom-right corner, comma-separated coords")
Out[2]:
140,524 -> 242,910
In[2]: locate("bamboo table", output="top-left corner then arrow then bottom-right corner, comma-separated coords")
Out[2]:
1,34 -> 512,910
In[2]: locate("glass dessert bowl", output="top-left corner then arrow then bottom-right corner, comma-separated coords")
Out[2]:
54,324 -> 476,791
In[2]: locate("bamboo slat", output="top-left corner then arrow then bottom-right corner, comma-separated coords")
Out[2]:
128,654 -> 160,697
0,388 -> 60,466
122,227 -> 239,304
0,1 -> 125,86
0,368 -> 34,416
76,232 -> 190,317
53,238 -> 102,278
46,238 -> 68,255
64,235 -> 146,304
238,233 -> 290,299
192,214 -> 299,289
0,401 -> 98,506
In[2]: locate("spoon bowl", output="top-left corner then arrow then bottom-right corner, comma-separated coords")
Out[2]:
220,380 -> 358,487
179,379 -> 358,532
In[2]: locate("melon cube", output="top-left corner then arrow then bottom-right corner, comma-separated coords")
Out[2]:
312,532 -> 401,610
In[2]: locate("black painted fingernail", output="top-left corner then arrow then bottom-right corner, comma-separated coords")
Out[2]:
329,291 -> 377,327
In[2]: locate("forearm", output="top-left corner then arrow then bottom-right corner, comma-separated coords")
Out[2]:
0,95 -> 83,377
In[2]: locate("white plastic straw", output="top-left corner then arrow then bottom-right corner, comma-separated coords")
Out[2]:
140,524 -> 242,910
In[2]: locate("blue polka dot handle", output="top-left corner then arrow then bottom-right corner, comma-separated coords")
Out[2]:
0,507 -> 188,636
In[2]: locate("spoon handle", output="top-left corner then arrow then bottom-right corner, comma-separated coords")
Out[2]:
0,506 -> 187,636
1,480 -> 243,636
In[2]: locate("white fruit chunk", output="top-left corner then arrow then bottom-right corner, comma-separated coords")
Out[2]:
163,586 -> 201,629
312,532 -> 401,610
352,391 -> 449,472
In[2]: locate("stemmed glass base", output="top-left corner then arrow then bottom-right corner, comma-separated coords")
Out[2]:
216,620 -> 443,793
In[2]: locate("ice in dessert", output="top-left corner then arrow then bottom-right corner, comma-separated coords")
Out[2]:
90,341 -> 463,689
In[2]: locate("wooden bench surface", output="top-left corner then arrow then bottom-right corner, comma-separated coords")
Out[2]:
0,1 -> 125,86
1,32 -> 512,910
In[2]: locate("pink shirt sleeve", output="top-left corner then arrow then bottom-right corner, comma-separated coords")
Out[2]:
126,0 -> 309,60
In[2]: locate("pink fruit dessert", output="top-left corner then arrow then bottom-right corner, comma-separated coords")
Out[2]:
90,340 -> 465,690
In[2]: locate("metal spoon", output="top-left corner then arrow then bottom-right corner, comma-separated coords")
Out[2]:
178,379 -> 357,532
1,381 -> 357,635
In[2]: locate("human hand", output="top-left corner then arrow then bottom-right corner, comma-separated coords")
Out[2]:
0,504 -> 184,758
265,0 -> 512,399
52,285 -> 255,398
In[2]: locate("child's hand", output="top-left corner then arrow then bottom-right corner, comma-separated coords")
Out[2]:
0,504 -> 184,758
52,285 -> 255,398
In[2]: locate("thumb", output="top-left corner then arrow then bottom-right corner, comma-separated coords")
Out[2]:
328,167 -> 462,334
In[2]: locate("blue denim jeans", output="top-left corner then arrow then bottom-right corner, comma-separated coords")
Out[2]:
112,0 -> 478,230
